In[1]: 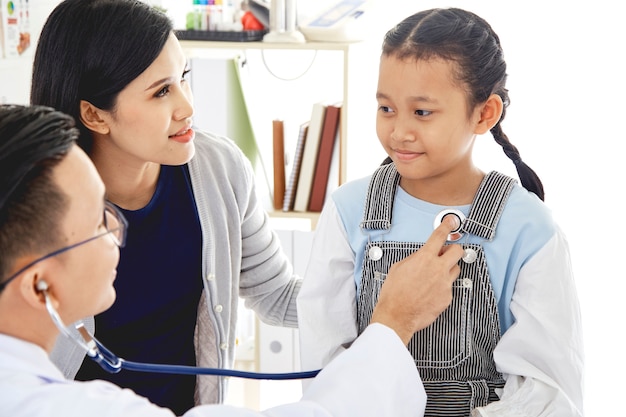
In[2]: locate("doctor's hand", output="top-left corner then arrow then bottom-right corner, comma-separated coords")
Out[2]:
370,215 -> 464,345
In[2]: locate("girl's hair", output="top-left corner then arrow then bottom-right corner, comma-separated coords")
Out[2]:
0,105 -> 76,286
382,8 -> 544,200
30,0 -> 173,153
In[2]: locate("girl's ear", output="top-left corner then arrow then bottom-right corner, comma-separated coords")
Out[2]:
79,100 -> 110,135
474,94 -> 504,135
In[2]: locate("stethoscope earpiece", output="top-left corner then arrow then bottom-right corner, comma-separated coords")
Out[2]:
433,209 -> 466,242
36,280 -> 49,292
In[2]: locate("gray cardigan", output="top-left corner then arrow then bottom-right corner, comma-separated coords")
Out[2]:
50,130 -> 301,404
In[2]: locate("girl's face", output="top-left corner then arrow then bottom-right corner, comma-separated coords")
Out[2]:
97,33 -> 195,167
376,55 -> 485,202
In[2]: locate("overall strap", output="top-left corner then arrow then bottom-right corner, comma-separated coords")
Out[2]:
359,165 -> 516,240
461,171 -> 516,241
360,163 -> 400,231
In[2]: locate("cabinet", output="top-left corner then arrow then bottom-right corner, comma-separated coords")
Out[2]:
179,40 -> 362,228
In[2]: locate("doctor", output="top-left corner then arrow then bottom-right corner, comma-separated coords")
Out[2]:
0,104 -> 464,417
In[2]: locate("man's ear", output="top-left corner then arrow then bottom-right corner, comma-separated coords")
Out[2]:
13,262 -> 50,310
474,94 -> 504,135
79,100 -> 110,135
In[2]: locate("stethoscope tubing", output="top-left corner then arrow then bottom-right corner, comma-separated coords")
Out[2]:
43,289 -> 321,380
118,359 -> 320,380
84,328 -> 321,380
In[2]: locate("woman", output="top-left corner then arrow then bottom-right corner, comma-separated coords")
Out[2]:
31,1 -> 300,414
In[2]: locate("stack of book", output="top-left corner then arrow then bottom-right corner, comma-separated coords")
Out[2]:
275,101 -> 342,213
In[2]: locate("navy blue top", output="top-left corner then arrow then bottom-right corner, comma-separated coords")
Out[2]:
77,165 -> 203,415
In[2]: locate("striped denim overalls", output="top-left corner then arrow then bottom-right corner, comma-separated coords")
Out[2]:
357,164 -> 515,416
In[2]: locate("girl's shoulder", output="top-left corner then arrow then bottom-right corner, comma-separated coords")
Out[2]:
507,183 -> 554,222
500,182 -> 557,242
331,175 -> 372,212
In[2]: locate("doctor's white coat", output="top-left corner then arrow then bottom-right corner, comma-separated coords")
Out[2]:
0,324 -> 426,417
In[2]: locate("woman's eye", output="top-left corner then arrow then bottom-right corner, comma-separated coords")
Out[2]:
181,69 -> 191,83
155,85 -> 170,98
378,105 -> 393,114
416,109 -> 432,116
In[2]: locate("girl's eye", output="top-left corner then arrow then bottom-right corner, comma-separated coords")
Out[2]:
378,105 -> 393,114
416,109 -> 432,116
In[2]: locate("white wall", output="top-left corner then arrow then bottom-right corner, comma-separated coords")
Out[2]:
1,0 -> 623,415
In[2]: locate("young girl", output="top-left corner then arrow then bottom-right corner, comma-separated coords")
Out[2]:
297,8 -> 584,416
30,0 -> 301,413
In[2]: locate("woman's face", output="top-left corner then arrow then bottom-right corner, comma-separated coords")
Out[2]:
97,33 -> 195,167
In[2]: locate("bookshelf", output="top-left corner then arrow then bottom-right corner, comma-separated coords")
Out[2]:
179,40 -> 361,228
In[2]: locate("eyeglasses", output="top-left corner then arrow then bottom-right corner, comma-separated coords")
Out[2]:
0,201 -> 127,292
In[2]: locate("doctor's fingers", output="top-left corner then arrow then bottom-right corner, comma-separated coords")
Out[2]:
391,246 -> 460,294
439,243 -> 464,277
386,247 -> 459,302
373,255 -> 456,344
423,214 -> 461,254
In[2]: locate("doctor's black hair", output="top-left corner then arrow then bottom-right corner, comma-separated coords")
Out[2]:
30,0 -> 173,154
381,8 -> 544,201
0,105 -> 76,288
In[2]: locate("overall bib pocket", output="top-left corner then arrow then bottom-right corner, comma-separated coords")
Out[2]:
358,242 -> 473,369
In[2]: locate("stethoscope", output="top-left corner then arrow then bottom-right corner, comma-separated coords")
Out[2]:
39,209 -> 474,381
37,280 -> 320,380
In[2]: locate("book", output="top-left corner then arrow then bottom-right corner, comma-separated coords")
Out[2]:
324,117 -> 342,204
282,122 -> 309,212
308,102 -> 342,212
293,101 -> 328,212
272,119 -> 286,210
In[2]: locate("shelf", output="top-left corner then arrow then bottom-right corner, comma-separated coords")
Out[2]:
268,210 -> 320,231
178,39 -> 358,52
180,40 -> 360,229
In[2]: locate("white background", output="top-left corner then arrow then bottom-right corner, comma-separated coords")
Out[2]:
1,1 -> 624,415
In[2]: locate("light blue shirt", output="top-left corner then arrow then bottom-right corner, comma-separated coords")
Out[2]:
332,176 -> 555,332
298,174 -> 584,415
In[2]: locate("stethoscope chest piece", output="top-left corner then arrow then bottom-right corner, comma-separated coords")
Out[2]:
433,209 -> 466,242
